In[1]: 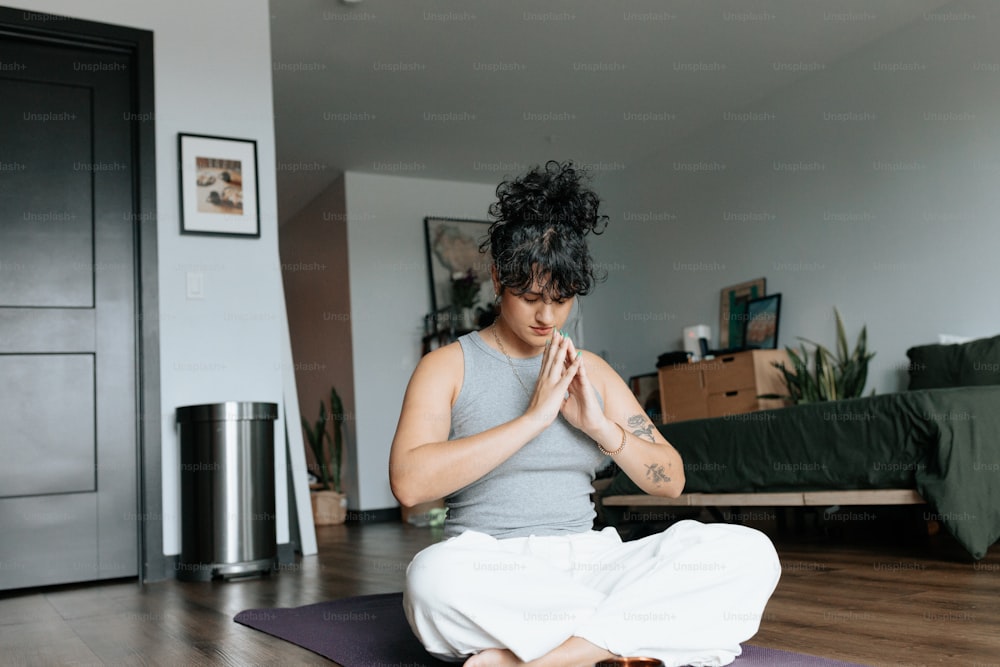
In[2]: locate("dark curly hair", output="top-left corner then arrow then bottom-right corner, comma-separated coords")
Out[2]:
481,160 -> 608,300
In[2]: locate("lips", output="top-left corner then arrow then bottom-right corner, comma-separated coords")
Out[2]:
530,326 -> 553,336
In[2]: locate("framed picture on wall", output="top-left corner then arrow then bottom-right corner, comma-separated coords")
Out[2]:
423,217 -> 493,313
719,277 -> 766,349
178,133 -> 260,237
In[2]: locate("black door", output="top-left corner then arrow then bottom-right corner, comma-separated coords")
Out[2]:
0,29 -> 139,588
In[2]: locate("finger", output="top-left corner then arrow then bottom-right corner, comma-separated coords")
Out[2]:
557,351 -> 583,388
566,358 -> 588,398
545,331 -> 572,380
563,337 -> 579,366
560,330 -> 575,355
538,329 -> 561,377
570,353 -> 596,398
561,345 -> 574,370
558,332 -> 578,364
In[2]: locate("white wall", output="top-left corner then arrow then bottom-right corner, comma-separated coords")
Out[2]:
10,0 -> 291,555
588,1 -> 1000,394
343,172 -> 496,510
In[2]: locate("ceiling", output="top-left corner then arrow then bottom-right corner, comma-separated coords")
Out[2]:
269,0 -> 953,223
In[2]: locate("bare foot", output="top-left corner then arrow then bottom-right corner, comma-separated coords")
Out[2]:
465,648 -> 522,666
463,637 -> 615,667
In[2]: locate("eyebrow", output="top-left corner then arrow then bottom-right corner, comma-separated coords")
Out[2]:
519,290 -> 570,302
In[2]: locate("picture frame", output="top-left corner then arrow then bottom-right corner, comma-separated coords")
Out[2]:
178,133 -> 260,237
743,293 -> 782,350
423,217 -> 492,313
719,277 -> 766,349
629,372 -> 662,423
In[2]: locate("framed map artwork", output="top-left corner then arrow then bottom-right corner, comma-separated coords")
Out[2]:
424,217 -> 493,313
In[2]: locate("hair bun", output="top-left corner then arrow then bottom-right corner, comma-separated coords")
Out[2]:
481,160 -> 609,299
490,160 -> 608,236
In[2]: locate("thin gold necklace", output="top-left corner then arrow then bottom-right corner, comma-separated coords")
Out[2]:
492,323 -> 532,395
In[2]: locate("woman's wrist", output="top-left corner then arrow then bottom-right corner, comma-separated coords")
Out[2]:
593,418 -> 626,456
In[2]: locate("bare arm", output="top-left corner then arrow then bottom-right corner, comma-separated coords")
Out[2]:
562,345 -> 685,498
388,334 -> 582,507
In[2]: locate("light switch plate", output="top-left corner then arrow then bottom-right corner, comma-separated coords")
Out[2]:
186,271 -> 204,299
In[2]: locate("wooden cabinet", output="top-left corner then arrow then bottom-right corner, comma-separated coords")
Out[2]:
658,349 -> 790,423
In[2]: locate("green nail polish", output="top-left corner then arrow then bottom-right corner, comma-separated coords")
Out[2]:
577,350 -> 582,358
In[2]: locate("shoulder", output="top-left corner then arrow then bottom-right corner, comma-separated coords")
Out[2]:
581,350 -> 634,404
580,349 -> 619,386
403,342 -> 465,416
414,339 -> 464,378
407,340 -> 464,400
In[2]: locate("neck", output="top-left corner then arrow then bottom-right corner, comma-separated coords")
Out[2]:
492,319 -> 543,359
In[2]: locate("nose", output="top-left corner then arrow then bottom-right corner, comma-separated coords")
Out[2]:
535,301 -> 555,324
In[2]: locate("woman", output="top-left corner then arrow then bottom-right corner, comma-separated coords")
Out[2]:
389,161 -> 780,667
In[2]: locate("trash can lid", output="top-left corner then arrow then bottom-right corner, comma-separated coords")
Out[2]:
176,401 -> 279,423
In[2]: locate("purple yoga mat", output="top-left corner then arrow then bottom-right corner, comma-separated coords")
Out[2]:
234,592 -> 866,667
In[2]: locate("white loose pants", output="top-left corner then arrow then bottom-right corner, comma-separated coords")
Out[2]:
403,520 -> 780,667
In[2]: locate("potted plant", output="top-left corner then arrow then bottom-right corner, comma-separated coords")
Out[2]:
302,386 -> 348,525
764,308 -> 876,404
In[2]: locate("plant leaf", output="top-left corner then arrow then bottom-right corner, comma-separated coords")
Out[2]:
778,309 -> 875,404
835,308 -> 849,365
329,386 -> 344,493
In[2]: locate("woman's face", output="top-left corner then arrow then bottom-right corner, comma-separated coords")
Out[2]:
494,273 -> 575,354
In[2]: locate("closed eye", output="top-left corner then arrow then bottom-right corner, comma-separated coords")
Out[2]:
522,296 -> 567,305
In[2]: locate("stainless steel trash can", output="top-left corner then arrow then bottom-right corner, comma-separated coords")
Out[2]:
176,401 -> 278,581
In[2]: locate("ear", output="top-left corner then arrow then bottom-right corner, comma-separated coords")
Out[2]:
490,265 -> 501,296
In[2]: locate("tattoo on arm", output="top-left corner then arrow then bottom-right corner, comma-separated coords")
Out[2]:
628,414 -> 656,442
644,463 -> 672,486
630,415 -> 674,486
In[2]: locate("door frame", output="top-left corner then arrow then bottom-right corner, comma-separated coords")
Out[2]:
0,7 -> 164,583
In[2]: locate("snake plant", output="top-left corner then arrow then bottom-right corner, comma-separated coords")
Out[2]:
301,386 -> 345,492
764,309 -> 876,404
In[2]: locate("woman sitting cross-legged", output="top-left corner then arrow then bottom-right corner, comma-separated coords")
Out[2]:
389,161 -> 781,667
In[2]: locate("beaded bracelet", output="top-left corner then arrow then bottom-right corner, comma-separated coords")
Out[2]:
598,422 -> 628,456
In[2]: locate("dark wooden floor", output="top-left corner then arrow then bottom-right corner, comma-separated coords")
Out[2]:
1,514 -> 998,666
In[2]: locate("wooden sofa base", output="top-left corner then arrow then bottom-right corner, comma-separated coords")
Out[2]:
601,489 -> 925,508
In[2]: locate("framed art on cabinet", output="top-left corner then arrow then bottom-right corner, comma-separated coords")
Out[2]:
743,293 -> 782,350
719,277 -> 766,349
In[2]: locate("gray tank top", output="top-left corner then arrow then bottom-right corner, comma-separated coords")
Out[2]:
444,331 -> 609,538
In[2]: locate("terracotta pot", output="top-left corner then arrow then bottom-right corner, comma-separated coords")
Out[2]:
311,490 -> 347,525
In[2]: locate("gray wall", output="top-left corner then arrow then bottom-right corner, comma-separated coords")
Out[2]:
587,1 -> 1000,393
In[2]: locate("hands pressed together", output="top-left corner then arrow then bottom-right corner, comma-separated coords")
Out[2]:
525,330 -> 607,440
